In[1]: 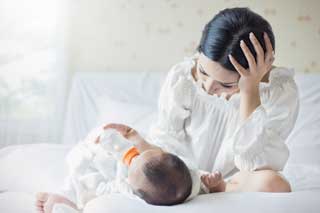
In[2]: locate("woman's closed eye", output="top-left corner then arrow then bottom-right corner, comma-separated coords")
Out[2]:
199,69 -> 235,88
220,83 -> 233,88
199,68 -> 209,76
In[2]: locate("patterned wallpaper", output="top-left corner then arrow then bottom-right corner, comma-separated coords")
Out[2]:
67,0 -> 320,73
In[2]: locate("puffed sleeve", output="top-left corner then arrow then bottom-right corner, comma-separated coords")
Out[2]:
146,63 -> 202,197
146,63 -> 196,163
230,68 -> 299,171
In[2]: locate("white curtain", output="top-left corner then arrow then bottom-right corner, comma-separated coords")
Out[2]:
0,0 -> 68,148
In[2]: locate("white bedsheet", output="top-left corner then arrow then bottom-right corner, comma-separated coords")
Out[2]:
0,140 -> 319,213
1,190 -> 320,213
1,71 -> 320,212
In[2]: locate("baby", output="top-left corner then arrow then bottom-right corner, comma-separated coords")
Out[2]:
36,123 -> 289,213
35,123 -> 203,213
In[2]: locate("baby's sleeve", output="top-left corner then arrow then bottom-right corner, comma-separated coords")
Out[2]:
59,126 -> 111,209
95,163 -> 137,200
229,70 -> 299,171
64,125 -> 108,176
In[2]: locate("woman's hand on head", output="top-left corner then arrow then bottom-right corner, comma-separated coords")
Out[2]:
228,32 -> 275,94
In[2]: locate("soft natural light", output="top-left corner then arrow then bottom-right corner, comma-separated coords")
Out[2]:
0,0 -> 66,146
0,1 -> 320,212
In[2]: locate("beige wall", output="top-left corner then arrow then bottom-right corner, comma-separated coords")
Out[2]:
67,0 -> 320,73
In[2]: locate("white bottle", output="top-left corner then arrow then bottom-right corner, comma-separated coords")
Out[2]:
98,129 -> 135,161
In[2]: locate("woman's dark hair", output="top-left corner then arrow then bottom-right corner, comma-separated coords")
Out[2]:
197,7 -> 275,72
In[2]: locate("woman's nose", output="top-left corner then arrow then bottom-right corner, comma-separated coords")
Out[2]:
207,81 -> 220,95
203,79 -> 214,93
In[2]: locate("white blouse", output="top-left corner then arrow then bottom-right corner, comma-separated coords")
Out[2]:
146,54 -> 299,178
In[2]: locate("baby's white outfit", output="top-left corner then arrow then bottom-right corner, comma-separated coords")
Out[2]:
56,127 -> 201,211
146,53 -> 300,179
57,128 -> 137,210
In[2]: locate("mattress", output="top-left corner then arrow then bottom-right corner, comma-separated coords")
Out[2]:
0,71 -> 320,213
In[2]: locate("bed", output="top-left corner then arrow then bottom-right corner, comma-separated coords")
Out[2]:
1,70 -> 320,213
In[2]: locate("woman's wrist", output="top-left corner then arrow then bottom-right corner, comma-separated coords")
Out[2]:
239,85 -> 261,121
240,84 -> 259,96
239,80 -> 260,94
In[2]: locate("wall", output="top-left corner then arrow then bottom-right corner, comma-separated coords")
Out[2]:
67,0 -> 320,73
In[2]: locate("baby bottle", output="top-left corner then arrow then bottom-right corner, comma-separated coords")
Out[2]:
98,129 -> 139,166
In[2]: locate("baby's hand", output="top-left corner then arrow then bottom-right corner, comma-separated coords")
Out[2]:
98,123 -> 159,152
201,171 -> 225,193
103,123 -> 137,138
99,123 -> 143,145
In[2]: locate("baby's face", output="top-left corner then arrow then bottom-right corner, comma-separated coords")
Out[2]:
127,148 -> 164,191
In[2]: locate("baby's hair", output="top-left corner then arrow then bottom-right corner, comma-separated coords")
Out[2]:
135,153 -> 192,206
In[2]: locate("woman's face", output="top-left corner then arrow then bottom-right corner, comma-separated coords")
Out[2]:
195,53 -> 240,97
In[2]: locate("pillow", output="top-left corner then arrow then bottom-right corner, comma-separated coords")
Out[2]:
95,99 -> 158,137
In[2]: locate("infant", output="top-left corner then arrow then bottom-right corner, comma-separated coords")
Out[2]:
35,123 -> 291,213
35,123 -> 207,213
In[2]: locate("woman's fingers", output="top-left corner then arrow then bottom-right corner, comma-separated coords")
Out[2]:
249,32 -> 264,65
264,32 -> 274,58
263,32 -> 275,70
240,40 -> 256,69
228,54 -> 247,76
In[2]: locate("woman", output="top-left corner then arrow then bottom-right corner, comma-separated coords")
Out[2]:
146,7 -> 299,192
